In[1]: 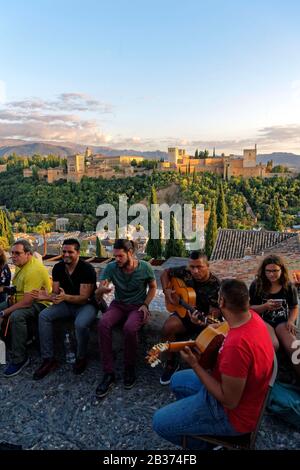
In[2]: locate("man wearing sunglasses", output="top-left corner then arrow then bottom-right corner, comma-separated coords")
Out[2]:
1,239 -> 52,377
32,238 -> 97,379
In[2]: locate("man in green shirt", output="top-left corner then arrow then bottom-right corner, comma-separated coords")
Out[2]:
0,239 -> 51,377
95,239 -> 157,398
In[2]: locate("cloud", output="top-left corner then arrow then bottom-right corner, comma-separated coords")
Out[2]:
0,92 -> 113,144
257,124 -> 300,143
1,92 -> 300,152
6,93 -> 113,113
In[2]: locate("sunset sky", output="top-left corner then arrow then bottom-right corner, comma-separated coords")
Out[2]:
1,0 -> 300,153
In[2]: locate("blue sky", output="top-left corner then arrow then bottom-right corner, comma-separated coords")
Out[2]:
1,0 -> 300,153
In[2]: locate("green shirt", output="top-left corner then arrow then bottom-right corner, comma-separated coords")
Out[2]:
13,256 -> 52,307
100,260 -> 155,305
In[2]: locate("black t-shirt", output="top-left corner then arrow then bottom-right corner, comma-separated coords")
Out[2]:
52,259 -> 96,296
249,279 -> 298,325
168,266 -> 221,315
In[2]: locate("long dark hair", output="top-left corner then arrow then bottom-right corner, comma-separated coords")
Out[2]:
255,254 -> 290,295
0,247 -> 7,270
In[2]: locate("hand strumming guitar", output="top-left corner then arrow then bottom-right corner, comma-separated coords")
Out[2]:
163,288 -> 180,306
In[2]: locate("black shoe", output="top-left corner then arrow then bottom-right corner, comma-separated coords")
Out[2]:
33,358 -> 58,380
72,357 -> 87,375
160,362 -> 180,385
124,368 -> 136,389
95,373 -> 115,399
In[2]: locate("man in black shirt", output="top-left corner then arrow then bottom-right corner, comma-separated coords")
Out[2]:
32,238 -> 97,379
160,250 -> 221,385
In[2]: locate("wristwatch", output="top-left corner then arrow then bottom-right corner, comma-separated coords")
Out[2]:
0,310 -> 5,318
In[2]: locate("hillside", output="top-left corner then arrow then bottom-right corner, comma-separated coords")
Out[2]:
0,139 -> 167,159
257,152 -> 300,168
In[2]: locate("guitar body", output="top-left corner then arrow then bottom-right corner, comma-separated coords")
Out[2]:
165,277 -> 196,318
146,321 -> 229,369
195,322 -> 229,369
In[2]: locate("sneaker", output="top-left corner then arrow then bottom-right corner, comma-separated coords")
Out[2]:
33,358 -> 58,380
124,368 -> 136,389
160,362 -> 180,385
95,373 -> 115,399
3,357 -> 30,377
72,357 -> 87,375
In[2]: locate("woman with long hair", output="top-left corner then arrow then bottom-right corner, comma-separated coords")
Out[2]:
249,254 -> 300,378
0,247 -> 11,304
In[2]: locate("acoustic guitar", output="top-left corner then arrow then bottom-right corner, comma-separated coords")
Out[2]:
146,321 -> 229,370
165,277 -> 197,318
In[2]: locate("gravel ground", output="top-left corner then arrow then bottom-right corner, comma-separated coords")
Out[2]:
0,309 -> 299,450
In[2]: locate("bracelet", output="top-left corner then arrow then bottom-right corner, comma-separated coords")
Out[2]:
0,310 -> 4,318
142,303 -> 149,309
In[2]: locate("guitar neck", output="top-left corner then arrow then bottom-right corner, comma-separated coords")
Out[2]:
178,298 -> 196,313
167,340 -> 196,352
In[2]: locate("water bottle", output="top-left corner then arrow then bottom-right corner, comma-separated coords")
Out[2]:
0,339 -> 6,365
64,332 -> 76,364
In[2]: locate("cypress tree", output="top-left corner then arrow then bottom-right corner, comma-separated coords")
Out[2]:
270,196 -> 284,231
205,199 -> 218,259
164,214 -> 186,259
146,186 -> 163,258
216,182 -> 228,228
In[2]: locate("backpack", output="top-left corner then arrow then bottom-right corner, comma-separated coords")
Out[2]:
267,381 -> 300,429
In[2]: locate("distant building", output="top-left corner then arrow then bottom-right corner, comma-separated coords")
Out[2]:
56,217 -> 69,232
161,145 -> 266,179
23,148 -> 148,183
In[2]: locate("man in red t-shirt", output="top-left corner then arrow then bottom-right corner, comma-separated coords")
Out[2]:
153,279 -> 274,449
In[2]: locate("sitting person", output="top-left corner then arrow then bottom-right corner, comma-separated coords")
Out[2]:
32,238 -> 97,379
95,239 -> 157,398
0,240 -> 52,377
153,279 -> 274,449
160,250 -> 221,385
0,247 -> 11,303
249,254 -> 300,378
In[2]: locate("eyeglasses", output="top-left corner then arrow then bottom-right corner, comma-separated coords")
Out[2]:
265,269 -> 281,273
11,250 -> 25,256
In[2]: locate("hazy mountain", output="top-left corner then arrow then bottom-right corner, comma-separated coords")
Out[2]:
257,152 -> 300,168
0,139 -> 167,159
0,139 -> 299,166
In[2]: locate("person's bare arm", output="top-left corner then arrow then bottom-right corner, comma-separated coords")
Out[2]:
160,270 -> 179,305
53,283 -> 95,305
2,293 -> 34,317
181,346 -> 246,409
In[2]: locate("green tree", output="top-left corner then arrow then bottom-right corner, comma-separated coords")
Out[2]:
216,182 -> 228,228
146,186 -> 163,258
195,149 -> 199,159
34,220 -> 53,256
164,213 -> 186,259
96,236 -> 107,257
270,196 -> 284,231
205,199 -> 218,259
115,224 -> 120,240
80,240 -> 89,256
0,209 -> 14,248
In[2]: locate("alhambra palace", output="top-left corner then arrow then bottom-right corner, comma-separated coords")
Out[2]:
22,146 -> 265,183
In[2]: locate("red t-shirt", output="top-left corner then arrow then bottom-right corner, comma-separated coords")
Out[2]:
212,310 -> 274,433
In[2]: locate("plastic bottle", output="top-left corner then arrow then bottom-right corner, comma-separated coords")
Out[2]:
64,333 -> 76,364
0,339 -> 6,365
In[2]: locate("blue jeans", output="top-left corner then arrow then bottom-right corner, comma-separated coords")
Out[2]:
153,369 -> 242,450
38,302 -> 97,359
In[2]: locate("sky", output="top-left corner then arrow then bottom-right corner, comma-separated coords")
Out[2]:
1,0 -> 300,153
